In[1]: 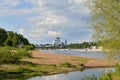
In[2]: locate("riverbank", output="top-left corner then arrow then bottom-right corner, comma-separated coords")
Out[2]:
0,51 -> 117,80
23,51 -> 116,68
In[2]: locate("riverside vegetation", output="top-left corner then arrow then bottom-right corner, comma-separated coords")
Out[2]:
85,0 -> 120,79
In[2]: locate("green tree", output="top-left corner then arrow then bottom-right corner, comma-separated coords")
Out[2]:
12,33 -> 19,47
7,31 -> 14,40
0,28 -> 7,46
22,38 -> 29,45
87,0 -> 120,53
4,39 -> 13,46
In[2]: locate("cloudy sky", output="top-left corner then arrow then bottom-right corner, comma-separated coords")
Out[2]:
0,0 -> 92,44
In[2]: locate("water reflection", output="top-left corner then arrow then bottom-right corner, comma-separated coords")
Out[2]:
27,74 -> 69,80
27,68 -> 114,80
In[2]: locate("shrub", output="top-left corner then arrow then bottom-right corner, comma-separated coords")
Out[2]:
0,47 -> 19,64
98,73 -> 112,80
59,62 -> 75,68
114,64 -> 120,75
15,48 -> 31,58
21,45 -> 35,50
0,47 -> 31,64
79,63 -> 84,67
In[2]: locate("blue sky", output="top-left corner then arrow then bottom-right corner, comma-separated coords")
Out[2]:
0,0 -> 92,44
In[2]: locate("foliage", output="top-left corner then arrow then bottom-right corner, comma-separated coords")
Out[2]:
21,38 -> 29,45
67,42 -> 98,49
7,31 -> 14,40
21,45 -> 35,50
0,28 -> 7,46
0,47 -> 19,64
0,47 -> 31,64
98,73 -> 112,80
82,73 -> 112,80
15,48 -> 31,58
114,64 -> 120,75
3,30 -> 30,47
87,0 -> 120,53
4,39 -> 13,46
59,62 -> 75,68
12,33 -> 19,47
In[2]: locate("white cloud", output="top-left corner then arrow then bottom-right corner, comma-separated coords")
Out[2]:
48,31 -> 61,37
0,0 -> 21,7
26,0 -> 45,7
31,29 -> 44,33
0,0 -> 92,44
29,29 -> 46,38
74,0 -> 87,3
37,15 -> 68,26
27,11 -> 68,27
18,28 -> 24,35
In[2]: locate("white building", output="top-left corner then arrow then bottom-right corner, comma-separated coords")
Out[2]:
53,36 -> 61,46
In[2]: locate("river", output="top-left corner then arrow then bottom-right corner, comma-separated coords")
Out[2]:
40,49 -> 107,59
27,68 -> 114,80
40,49 -> 120,59
26,49 -> 115,80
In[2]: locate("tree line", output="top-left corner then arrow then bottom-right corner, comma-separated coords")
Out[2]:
0,27 -> 30,47
67,42 -> 98,49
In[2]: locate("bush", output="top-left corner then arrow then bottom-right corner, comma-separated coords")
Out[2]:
15,48 -> 31,58
0,47 -> 31,64
21,45 -> 35,50
59,62 -> 75,68
98,73 -> 112,80
0,47 -> 19,64
114,64 -> 120,75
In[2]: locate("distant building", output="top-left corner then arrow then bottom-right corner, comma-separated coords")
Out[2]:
53,36 -> 61,47
65,39 -> 67,45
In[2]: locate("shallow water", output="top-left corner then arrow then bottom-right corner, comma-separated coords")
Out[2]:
40,49 -> 107,59
27,68 -> 114,80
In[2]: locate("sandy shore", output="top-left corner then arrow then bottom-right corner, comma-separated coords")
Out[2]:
22,51 -> 116,68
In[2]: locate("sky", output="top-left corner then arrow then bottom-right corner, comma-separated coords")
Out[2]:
0,0 -> 93,44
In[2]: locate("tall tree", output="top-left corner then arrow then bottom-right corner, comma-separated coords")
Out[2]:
22,38 -> 29,45
12,33 -> 19,47
4,39 -> 13,46
7,31 -> 14,40
0,28 -> 7,46
87,0 -> 120,53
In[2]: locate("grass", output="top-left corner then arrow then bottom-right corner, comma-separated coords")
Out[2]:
0,61 -> 67,79
59,62 -> 76,68
0,47 -> 31,64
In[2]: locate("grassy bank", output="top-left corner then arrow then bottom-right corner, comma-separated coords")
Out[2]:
0,48 -> 118,80
0,61 -> 83,80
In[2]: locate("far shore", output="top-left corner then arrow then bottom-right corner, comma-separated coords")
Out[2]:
38,48 -> 102,52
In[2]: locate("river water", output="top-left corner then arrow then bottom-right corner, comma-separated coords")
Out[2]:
26,49 -> 115,80
27,68 -> 114,80
40,49 -> 107,59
